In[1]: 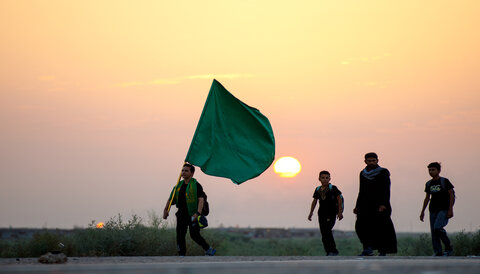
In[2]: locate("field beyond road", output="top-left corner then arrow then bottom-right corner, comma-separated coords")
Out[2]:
1,256 -> 480,274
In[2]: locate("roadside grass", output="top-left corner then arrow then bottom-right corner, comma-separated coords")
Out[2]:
1,214 -> 479,257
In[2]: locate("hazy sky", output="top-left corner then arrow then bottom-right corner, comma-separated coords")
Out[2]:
1,1 -> 479,232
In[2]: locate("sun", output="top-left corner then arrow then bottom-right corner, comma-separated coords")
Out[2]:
273,156 -> 302,178
96,222 -> 104,229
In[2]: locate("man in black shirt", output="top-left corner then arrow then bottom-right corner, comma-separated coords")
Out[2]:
354,152 -> 397,256
163,163 -> 215,256
308,170 -> 344,256
420,162 -> 455,256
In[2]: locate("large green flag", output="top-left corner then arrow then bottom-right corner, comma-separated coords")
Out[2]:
185,79 -> 275,184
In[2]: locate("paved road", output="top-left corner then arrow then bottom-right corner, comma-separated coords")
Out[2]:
1,256 -> 479,273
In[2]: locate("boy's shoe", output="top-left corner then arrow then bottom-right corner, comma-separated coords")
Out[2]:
358,247 -> 374,256
433,252 -> 444,256
205,247 -> 216,256
443,249 -> 453,256
327,252 -> 339,256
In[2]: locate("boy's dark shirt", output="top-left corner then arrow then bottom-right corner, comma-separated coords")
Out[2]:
177,181 -> 206,215
313,185 -> 341,217
425,178 -> 454,212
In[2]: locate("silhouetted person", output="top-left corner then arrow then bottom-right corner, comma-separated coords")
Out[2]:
354,152 -> 397,256
420,162 -> 455,256
163,163 -> 216,256
308,170 -> 344,256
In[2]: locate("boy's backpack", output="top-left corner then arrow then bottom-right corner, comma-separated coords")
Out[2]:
192,180 -> 209,216
202,193 -> 210,216
316,184 -> 344,212
330,184 -> 344,212
426,177 -> 455,200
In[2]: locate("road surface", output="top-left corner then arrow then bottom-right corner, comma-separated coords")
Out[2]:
1,256 -> 479,273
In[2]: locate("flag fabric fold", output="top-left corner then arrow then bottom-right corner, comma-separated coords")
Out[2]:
185,79 -> 275,184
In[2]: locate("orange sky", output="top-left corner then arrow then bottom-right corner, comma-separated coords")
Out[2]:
1,1 -> 479,232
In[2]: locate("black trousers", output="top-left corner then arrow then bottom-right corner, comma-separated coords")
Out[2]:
318,215 -> 338,254
176,212 -> 210,255
355,212 -> 397,254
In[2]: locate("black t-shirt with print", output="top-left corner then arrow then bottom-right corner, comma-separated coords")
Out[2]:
313,185 -> 342,216
177,181 -> 206,215
425,178 -> 454,212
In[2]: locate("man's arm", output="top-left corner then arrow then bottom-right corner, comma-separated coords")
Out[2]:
337,195 -> 344,220
447,189 -> 455,218
419,193 -> 430,222
354,174 -> 361,214
192,197 -> 205,220
378,170 -> 391,212
163,187 -> 176,219
308,199 -> 318,221
163,199 -> 171,219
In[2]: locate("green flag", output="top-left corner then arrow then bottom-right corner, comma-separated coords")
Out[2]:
185,79 -> 275,184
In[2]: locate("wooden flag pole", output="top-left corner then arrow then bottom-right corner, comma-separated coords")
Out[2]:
166,162 -> 186,212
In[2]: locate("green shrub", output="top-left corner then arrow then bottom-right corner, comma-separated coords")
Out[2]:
1,214 -> 479,257
452,230 -> 480,256
68,214 -> 177,256
396,233 -> 431,256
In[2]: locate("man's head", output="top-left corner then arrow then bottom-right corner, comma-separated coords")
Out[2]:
319,170 -> 331,186
364,152 -> 379,170
182,163 -> 195,180
428,162 -> 441,178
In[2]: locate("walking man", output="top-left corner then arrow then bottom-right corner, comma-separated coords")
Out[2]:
353,152 -> 397,256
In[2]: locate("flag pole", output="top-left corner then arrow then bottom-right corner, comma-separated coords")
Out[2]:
166,162 -> 186,212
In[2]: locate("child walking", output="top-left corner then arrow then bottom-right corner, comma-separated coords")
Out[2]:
420,162 -> 455,256
308,170 -> 344,256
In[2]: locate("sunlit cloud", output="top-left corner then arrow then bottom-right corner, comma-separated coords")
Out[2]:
36,75 -> 67,92
16,104 -> 51,111
340,53 -> 391,65
116,74 -> 254,88
186,74 -> 254,80
37,75 -> 56,82
376,110 -> 480,135
118,79 -> 181,87
360,80 -> 390,88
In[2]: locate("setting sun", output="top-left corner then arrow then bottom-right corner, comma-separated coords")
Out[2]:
273,157 -> 302,178
96,222 -> 104,229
